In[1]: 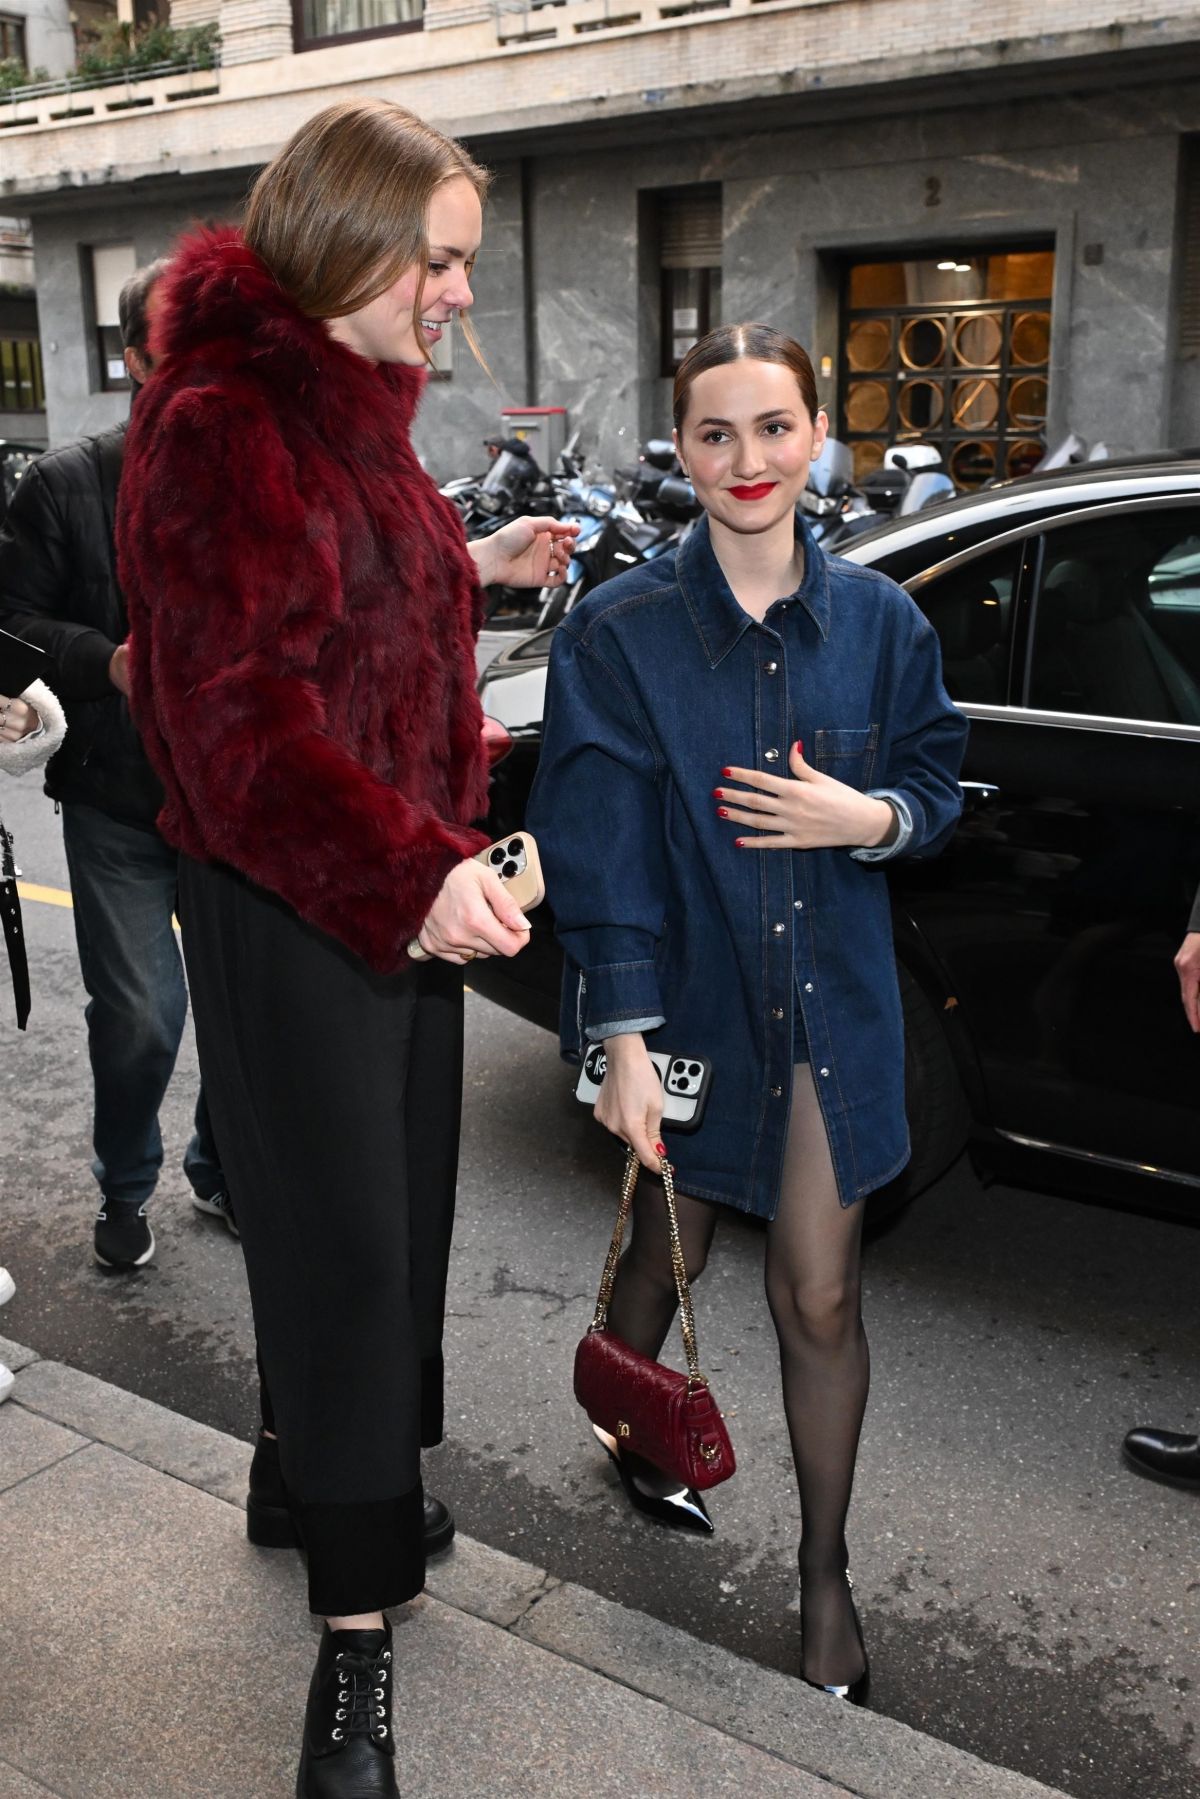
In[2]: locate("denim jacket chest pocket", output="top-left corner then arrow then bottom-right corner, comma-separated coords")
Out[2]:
812,724 -> 879,791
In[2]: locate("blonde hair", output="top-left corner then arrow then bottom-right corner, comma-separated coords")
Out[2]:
244,98 -> 491,367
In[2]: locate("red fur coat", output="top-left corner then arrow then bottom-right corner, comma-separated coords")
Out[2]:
117,228 -> 490,973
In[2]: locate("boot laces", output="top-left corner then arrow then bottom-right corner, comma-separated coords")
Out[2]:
331,1645 -> 391,1744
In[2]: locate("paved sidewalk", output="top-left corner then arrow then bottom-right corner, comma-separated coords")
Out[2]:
0,1337 -> 1073,1799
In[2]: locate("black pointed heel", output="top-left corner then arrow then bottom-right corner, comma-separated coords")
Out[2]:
800,1572 -> 870,1707
592,1424 -> 714,1534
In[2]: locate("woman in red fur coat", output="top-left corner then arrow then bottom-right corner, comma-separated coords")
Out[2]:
117,100 -> 575,1798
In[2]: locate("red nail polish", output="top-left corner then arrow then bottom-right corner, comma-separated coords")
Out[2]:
712,788 -> 722,799
736,838 -> 746,848
722,768 -> 732,778
655,1142 -> 667,1157
795,740 -> 804,756
717,807 -> 729,818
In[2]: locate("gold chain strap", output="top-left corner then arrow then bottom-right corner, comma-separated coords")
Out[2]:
589,1145 -> 706,1388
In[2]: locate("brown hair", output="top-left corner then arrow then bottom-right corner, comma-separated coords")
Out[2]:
243,99 -> 491,365
673,323 -> 819,431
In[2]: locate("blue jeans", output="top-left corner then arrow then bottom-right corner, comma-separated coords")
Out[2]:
61,801 -> 223,1208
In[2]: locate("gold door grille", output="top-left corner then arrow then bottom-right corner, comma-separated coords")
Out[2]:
840,249 -> 1053,492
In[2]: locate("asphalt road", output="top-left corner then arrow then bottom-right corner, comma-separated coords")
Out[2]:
2,776 -> 1198,1799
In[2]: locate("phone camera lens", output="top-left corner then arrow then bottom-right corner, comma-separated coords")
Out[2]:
508,839 -> 523,855
490,848 -> 506,865
502,860 -> 519,878
689,1063 -> 701,1076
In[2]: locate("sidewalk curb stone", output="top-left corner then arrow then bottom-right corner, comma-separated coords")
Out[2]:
6,1355 -> 1073,1799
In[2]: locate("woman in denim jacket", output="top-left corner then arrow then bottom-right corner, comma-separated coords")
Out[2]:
528,324 -> 967,1704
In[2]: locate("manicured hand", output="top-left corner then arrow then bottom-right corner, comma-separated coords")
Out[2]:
596,1033 -> 666,1173
714,741 -> 895,850
1175,930 -> 1200,1033
0,692 -> 38,743
468,515 -> 579,590
416,858 -> 531,965
109,643 -> 132,696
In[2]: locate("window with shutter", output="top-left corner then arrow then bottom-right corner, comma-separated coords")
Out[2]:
657,187 -> 722,378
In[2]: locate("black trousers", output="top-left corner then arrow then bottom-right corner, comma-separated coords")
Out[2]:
177,855 -> 464,1615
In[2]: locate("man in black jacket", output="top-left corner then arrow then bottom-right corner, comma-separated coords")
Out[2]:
0,260 -> 229,1270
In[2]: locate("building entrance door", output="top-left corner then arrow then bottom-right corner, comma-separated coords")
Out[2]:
839,246 -> 1054,492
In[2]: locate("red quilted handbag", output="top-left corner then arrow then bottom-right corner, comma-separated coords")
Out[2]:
573,1147 -> 736,1492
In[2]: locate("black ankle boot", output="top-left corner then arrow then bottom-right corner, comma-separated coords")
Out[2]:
296,1620 -> 397,1798
247,1433 -> 456,1557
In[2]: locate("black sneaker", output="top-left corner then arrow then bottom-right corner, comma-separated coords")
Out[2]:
192,1188 -> 239,1238
93,1200 -> 155,1270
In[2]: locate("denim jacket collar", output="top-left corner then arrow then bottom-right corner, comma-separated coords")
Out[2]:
676,511 -> 832,668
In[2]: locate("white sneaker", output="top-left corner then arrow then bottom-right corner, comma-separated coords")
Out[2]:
0,1362 -> 13,1403
0,1266 -> 14,1308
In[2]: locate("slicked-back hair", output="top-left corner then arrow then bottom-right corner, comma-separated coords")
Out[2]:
673,323 -> 820,431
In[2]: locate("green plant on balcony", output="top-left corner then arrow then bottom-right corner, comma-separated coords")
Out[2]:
0,58 -> 49,91
74,17 -> 221,79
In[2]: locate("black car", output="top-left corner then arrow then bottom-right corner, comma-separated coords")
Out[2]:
473,460 -> 1200,1220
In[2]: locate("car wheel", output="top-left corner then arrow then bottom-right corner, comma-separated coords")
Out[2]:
867,965 -> 970,1228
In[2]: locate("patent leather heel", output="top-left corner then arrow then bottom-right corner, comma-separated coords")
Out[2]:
592,1423 -> 714,1534
800,1572 -> 870,1707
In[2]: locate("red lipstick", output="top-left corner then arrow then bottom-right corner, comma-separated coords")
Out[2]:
728,483 -> 776,501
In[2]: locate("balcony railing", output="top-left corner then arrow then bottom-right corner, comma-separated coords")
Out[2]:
0,52 -> 221,125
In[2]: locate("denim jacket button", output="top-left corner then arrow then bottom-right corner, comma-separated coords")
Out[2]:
764,660 -> 778,674
804,982 -> 814,994
793,899 -> 804,911
772,922 -> 786,936
771,1007 -> 784,1020
819,1066 -> 830,1078
764,748 -> 780,762
770,1086 -> 783,1098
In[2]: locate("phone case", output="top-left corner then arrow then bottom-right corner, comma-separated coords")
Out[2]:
0,628 -> 49,701
407,831 -> 544,962
574,1044 -> 713,1133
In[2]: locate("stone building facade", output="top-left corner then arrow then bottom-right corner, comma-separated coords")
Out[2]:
3,0 -> 1200,481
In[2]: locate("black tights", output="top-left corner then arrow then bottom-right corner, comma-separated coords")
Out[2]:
605,1064 -> 868,1686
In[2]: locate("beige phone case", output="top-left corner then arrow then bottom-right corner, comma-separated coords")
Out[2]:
407,831 -> 544,961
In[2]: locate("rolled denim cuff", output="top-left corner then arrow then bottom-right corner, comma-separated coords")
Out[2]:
850,790 -> 915,864
581,958 -> 664,1039
586,1014 -> 667,1043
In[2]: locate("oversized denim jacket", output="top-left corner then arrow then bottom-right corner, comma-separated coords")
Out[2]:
527,515 -> 968,1219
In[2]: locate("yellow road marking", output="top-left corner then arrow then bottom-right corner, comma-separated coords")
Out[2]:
16,881 -> 73,909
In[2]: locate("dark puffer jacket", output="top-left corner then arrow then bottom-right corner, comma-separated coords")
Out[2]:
0,421 -> 163,830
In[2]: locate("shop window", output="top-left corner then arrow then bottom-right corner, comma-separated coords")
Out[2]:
0,338 -> 44,413
88,242 -> 137,394
657,187 -> 722,378
841,245 -> 1054,489
0,14 -> 26,63
295,0 -> 422,50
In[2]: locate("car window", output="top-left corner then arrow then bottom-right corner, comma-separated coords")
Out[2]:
1028,508 -> 1200,725
906,543 -> 1020,704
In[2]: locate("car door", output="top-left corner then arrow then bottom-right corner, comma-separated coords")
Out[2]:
896,495 -> 1200,1191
